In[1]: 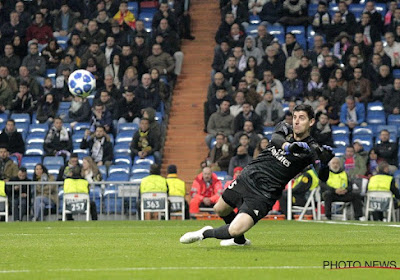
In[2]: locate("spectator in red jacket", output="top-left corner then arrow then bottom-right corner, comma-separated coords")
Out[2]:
26,12 -> 53,49
189,167 -> 223,215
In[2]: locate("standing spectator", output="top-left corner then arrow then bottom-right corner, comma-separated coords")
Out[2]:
283,68 -> 303,101
43,117 -> 72,157
189,167 -> 222,215
21,42 -> 46,80
32,163 -> 57,222
341,146 -> 367,181
234,102 -> 263,135
8,167 -> 29,221
321,157 -> 363,220
374,129 -> 399,173
10,82 -> 36,114
0,145 -> 18,181
36,93 -> 58,124
347,67 -> 371,103
228,145 -> 252,177
311,112 -> 334,147
339,95 -> 366,129
25,12 -> 53,48
207,132 -> 234,172
255,91 -> 284,127
130,118 -> 161,165
206,99 -> 234,148
81,126 -> 114,167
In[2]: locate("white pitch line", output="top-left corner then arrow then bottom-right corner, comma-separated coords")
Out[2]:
299,220 -> 400,228
0,266 -> 321,274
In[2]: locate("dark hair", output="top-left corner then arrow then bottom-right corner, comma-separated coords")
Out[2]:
149,164 -> 160,175
70,153 -> 78,158
293,104 -> 315,120
6,119 -> 15,125
33,163 -> 49,181
216,131 -> 226,138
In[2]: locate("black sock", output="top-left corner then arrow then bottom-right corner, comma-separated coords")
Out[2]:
203,224 -> 232,240
233,235 -> 246,244
222,212 -> 236,224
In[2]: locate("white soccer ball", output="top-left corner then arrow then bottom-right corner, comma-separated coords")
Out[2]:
68,69 -> 96,98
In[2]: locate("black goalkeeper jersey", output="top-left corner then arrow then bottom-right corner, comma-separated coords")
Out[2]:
237,121 -> 327,203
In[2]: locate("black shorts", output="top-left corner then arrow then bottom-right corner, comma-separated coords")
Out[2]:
222,179 -> 273,224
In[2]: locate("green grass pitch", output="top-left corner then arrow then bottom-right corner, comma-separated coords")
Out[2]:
0,220 -> 399,280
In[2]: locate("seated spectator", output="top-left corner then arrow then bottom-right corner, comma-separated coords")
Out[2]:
339,95 -> 366,129
81,156 -> 102,182
367,161 -> 400,221
312,1 -> 331,35
320,55 -> 338,85
353,139 -> 368,165
206,99 -> 234,148
10,81 -> 36,114
80,41 -> 107,71
244,36 -> 263,65
114,86 -> 141,126
42,77 -> 58,97
36,93 -> 58,124
280,168 -> 319,219
56,153 -> 81,181
296,55 -> 312,85
244,56 -> 263,80
142,107 -> 162,139
374,129 -> 399,173
12,35 -> 28,61
333,68 -> 347,92
384,32 -> 400,68
371,65 -> 394,102
164,164 -> 188,219
234,101 -> 263,135
121,66 -> 139,91
0,119 -> 25,156
113,0 -> 136,30
145,44 -> 175,80
53,3 -> 78,37
340,146 -> 367,182
285,46 -> 303,77
283,69 -> 303,101
322,77 -> 346,115
356,12 -> 381,47
132,34 -> 150,63
41,39 -> 64,69
279,0 -> 308,26
95,90 -> 117,117
0,44 -> 21,77
207,72 -> 234,101
55,68 -> 73,101
189,167 -> 222,215
228,145 -> 252,177
207,132 -> 233,172
102,36 -> 122,66
135,73 -> 161,111
150,68 -> 170,105
152,2 -> 178,32
229,46 -> 247,72
8,167 -> 29,221
0,145 -> 18,181
212,40 -> 232,73
233,133 -> 255,157
253,137 -> 269,158
366,148 -> 383,177
259,0 -> 283,27
333,32 -> 351,62
89,102 -> 113,134
255,90 -> 284,127
254,25 -> 276,52
223,166 -> 243,190
256,70 -> 284,102
21,42 -> 46,81
281,33 -> 301,59
84,57 -> 104,88
25,12 -> 53,49
130,118 -> 161,165
383,79 -> 400,115
0,11 -> 25,44
307,71 -> 324,97
43,117 -> 72,157
81,126 -> 114,167
347,67 -> 371,103
321,157 -> 363,220
0,67 -> 18,96
230,91 -> 246,117
81,20 -> 106,48
32,163 -> 57,221
105,55 -> 123,89
66,96 -> 92,128
215,12 -> 236,45
221,0 -> 249,29
223,56 -> 243,90
311,112 -> 334,147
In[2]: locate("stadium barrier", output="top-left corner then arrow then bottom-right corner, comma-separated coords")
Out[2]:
3,181 -> 147,222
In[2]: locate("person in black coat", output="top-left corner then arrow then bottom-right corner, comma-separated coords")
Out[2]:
80,126 -> 114,167
114,86 -> 141,125
0,119 -> 25,154
151,2 -> 178,32
233,102 -> 263,135
311,112 -> 334,147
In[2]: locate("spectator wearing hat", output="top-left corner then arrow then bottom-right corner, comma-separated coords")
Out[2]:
8,167 -> 30,221
166,164 -> 190,219
353,139 -> 368,166
114,86 -> 141,126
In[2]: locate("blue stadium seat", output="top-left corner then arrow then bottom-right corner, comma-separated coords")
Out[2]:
115,131 -> 134,144
333,134 -> 350,148
55,36 -> 69,50
25,144 -> 45,156
333,147 -> 346,157
43,156 -> 64,166
308,3 -> 318,16
72,148 -> 89,155
375,3 -> 387,17
133,155 -> 155,165
367,101 -> 384,112
128,1 -> 139,18
139,12 -> 155,22
0,123 -> 4,131
59,102 -> 71,110
209,137 -> 216,149
0,113 -> 8,123
9,155 -> 18,166
118,122 -> 139,133
98,165 -> 107,179
263,126 -> 274,139
131,164 -> 150,174
73,122 -> 91,131
376,125 -> 397,137
88,186 -> 102,213
245,25 -> 258,36
15,122 -> 29,134
353,126 -> 374,136
29,123 -> 48,133
47,164 -> 62,177
26,132 -> 46,145
10,113 -> 30,124
114,155 -> 133,165
113,143 -> 131,155
353,135 -> 373,151
388,114 -> 400,125
21,156 -> 42,168
393,69 -> 400,79
72,131 -> 85,144
331,126 -> 350,135
155,112 -> 163,124
366,111 -> 386,125
249,15 -> 261,25
267,25 -> 284,35
107,173 -> 130,182
31,112 -> 39,124
46,69 -> 56,78
214,171 -> 228,181
109,165 -> 131,175
130,172 -> 149,184
143,21 -> 152,32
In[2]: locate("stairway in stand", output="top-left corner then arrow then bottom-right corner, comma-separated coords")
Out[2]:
161,0 -> 219,189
